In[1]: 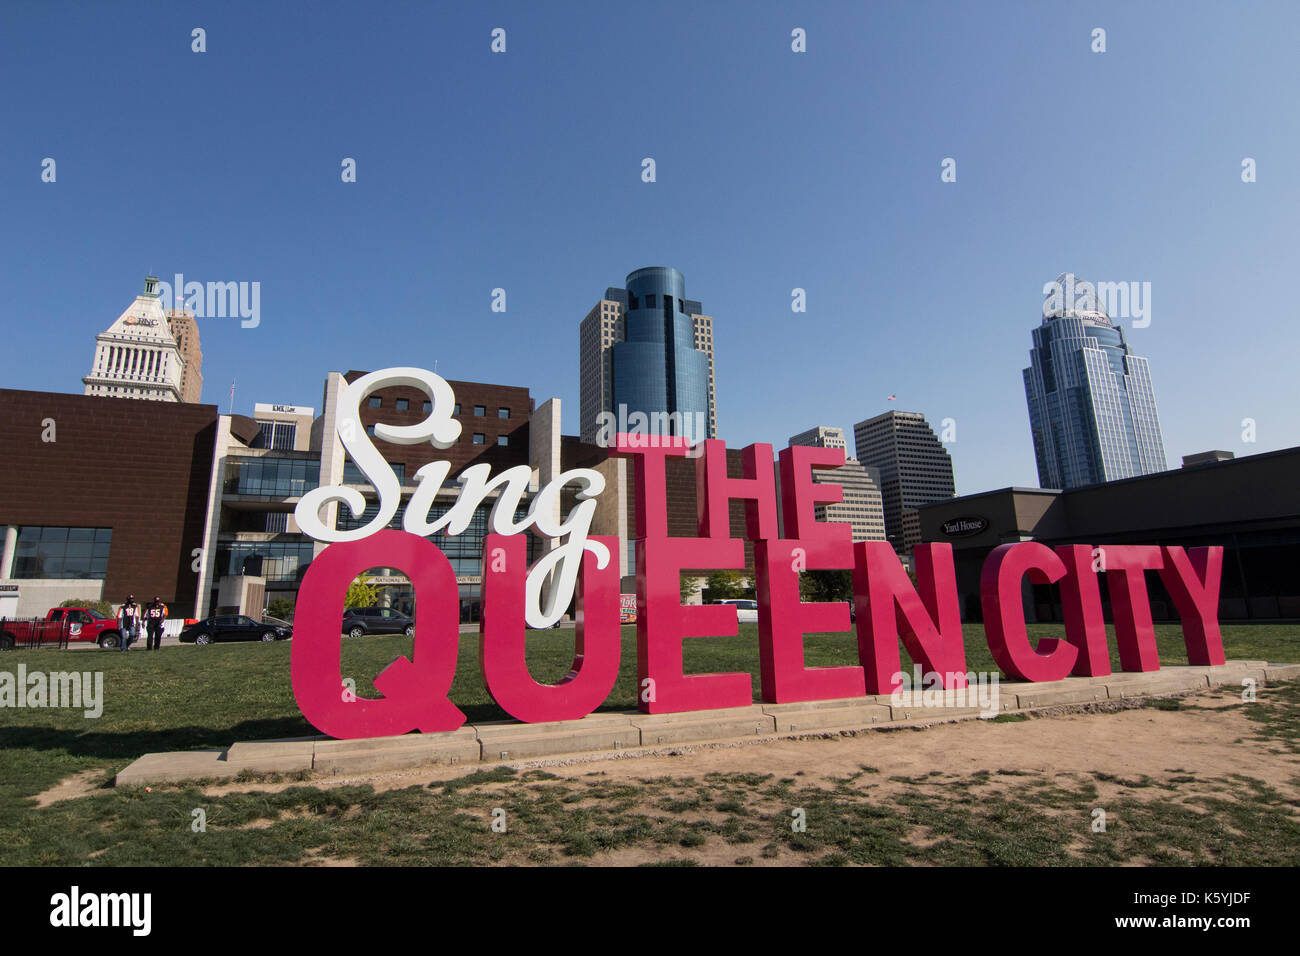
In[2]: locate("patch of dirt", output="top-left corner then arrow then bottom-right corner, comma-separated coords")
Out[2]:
200,687 -> 1300,802
301,848 -> 359,867
33,769 -> 108,807
234,808 -> 316,830
179,684 -> 1300,865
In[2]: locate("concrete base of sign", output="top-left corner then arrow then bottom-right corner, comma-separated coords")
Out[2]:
114,660 -> 1300,787
474,714 -> 639,762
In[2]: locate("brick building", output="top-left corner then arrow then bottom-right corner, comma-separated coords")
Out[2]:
0,389 -> 218,617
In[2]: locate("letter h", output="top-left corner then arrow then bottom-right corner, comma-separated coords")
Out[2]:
695,439 -> 778,540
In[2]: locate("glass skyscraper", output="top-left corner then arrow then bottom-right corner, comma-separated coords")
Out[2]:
580,266 -> 715,442
1023,273 -> 1167,490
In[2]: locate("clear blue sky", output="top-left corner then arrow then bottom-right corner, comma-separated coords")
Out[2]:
3,0 -> 1297,495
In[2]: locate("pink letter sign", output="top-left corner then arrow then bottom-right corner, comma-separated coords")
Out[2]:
285,370 -> 1235,741
479,533 -> 622,722
291,530 -> 465,739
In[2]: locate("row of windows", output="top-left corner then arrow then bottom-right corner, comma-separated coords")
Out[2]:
363,425 -> 508,446
365,397 -> 512,419
225,457 -> 319,497
11,526 -> 113,580
218,542 -> 317,583
335,501 -> 543,565
626,294 -> 695,314
254,421 -> 297,450
343,461 -> 406,484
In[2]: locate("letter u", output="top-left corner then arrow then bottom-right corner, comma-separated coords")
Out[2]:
479,533 -> 621,722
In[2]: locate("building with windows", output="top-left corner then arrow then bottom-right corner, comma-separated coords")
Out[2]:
917,444 -> 1300,624
786,426 -> 885,542
165,307 -> 203,403
252,403 -> 315,453
195,371 -> 631,622
579,266 -> 716,444
0,388 -> 218,617
83,276 -> 186,402
1023,272 -> 1167,489
789,425 -> 848,451
853,410 -> 955,556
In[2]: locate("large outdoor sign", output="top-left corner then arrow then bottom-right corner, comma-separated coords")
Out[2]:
292,368 -> 1228,740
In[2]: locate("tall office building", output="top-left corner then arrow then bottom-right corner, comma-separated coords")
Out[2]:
83,276 -> 185,402
579,266 -> 716,443
1023,272 -> 1167,489
853,410 -> 955,555
166,308 -> 204,403
787,426 -> 886,542
788,425 -> 847,451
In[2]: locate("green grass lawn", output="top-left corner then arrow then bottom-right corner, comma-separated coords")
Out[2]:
0,623 -> 1296,865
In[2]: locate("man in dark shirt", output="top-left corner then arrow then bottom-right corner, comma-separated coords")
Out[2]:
143,596 -> 168,651
117,595 -> 141,652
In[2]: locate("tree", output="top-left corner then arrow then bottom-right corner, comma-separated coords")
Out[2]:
680,576 -> 701,604
798,569 -> 853,604
267,597 -> 295,621
60,597 -> 115,617
344,578 -> 380,610
704,569 -> 748,601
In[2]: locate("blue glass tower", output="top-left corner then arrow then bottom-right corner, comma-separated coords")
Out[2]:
610,267 -> 711,438
1023,274 -> 1167,489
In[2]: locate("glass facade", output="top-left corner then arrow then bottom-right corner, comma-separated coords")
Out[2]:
217,541 -> 317,583
225,457 -> 319,497
335,500 -> 542,578
1023,278 -> 1168,489
13,526 -> 112,579
254,421 -> 296,450
610,267 -> 711,437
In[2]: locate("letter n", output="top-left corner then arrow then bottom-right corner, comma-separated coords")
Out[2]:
852,542 -> 967,693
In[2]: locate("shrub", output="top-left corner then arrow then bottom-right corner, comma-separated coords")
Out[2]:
59,597 -> 115,617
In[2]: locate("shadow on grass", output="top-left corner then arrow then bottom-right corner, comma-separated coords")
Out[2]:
0,718 -> 317,761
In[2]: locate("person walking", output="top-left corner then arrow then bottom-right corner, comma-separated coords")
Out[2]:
143,596 -> 168,651
117,594 -> 141,652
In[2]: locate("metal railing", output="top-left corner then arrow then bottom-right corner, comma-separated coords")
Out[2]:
0,617 -> 76,650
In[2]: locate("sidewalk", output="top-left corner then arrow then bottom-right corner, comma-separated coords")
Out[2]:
54,621 -> 572,650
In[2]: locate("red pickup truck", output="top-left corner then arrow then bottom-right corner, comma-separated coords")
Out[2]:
0,607 -> 124,650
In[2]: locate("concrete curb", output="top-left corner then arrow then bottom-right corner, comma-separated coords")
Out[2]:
113,660 -> 1300,786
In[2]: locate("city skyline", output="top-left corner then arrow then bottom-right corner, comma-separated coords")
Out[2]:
4,2 -> 1298,496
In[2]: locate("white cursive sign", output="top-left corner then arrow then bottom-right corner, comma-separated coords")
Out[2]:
295,368 -> 609,627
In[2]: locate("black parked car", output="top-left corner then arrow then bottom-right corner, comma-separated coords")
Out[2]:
342,606 -> 414,639
180,615 -> 291,645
